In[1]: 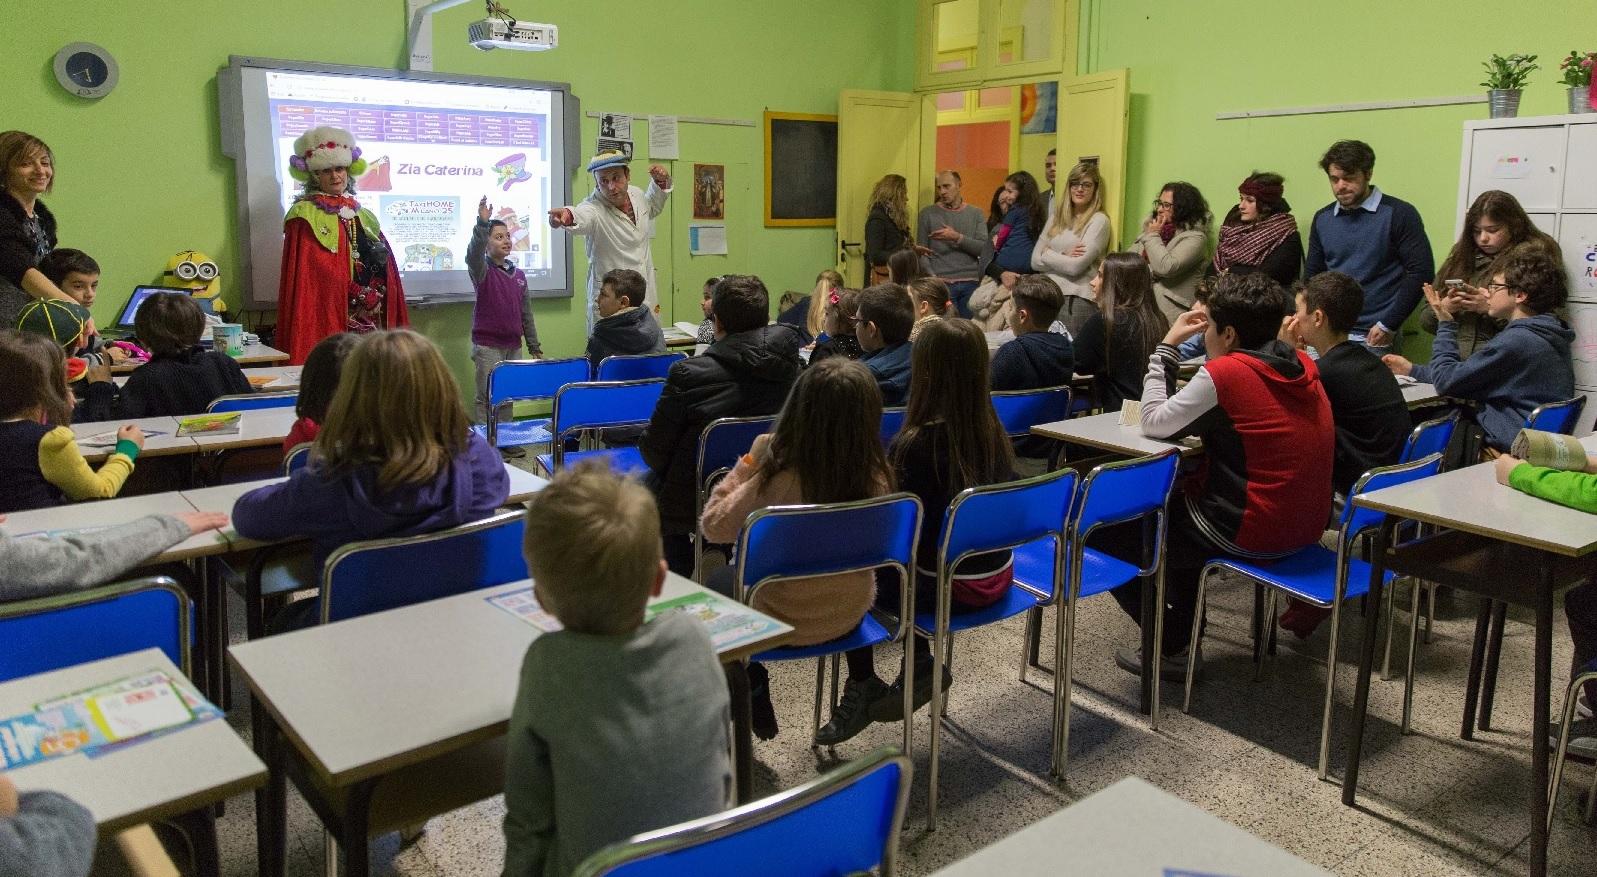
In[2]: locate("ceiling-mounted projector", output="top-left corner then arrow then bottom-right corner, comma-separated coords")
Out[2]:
468,18 -> 557,51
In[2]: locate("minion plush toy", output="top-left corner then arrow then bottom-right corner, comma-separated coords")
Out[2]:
163,250 -> 225,313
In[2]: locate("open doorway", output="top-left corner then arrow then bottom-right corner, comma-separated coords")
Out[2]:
933,80 -> 1058,218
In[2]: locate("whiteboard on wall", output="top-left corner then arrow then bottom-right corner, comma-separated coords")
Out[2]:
218,56 -> 581,309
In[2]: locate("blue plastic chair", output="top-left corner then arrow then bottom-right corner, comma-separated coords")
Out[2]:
692,415 -> 777,581
1048,450 -> 1180,778
1527,395 -> 1587,436
597,352 -> 687,382
735,494 -> 923,757
1550,656 -> 1597,829
916,466 -> 1077,828
207,392 -> 297,413
879,408 -> 906,447
0,577 -> 190,682
1402,413 -> 1458,465
1380,412 -> 1460,667
283,441 -> 314,474
534,379 -> 665,476
990,386 -> 1073,438
570,747 -> 911,877
320,511 -> 528,623
473,357 -> 592,450
1187,453 -> 1443,780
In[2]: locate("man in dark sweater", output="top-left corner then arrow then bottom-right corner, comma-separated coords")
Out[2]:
639,274 -> 801,575
991,275 -> 1073,460
586,268 -> 666,370
1304,140 -> 1433,354
1287,272 -> 1410,498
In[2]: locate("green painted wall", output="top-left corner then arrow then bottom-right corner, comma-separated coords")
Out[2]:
7,0 -> 914,398
1080,0 -> 1592,354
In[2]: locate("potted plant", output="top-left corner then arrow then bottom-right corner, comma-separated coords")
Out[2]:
1480,53 -> 1538,118
1558,50 -> 1596,114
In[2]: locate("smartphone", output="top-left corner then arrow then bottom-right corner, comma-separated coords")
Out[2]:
1444,279 -> 1465,289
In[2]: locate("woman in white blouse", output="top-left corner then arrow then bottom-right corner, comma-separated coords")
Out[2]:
1031,162 -> 1110,338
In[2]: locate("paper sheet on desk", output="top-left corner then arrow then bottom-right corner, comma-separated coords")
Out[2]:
78,430 -> 167,448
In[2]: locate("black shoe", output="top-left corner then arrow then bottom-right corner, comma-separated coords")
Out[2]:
815,677 -> 889,746
1114,645 -> 1200,683
499,446 -> 526,459
748,662 -> 777,741
869,662 -> 953,723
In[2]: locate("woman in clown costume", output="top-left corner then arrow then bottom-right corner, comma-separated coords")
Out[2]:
277,126 -> 408,364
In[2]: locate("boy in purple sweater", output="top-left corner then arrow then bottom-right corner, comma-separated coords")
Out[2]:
469,196 -> 543,424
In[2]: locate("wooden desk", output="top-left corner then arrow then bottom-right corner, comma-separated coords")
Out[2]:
0,649 -> 265,833
110,342 -> 289,374
71,416 -> 194,463
1344,459 -> 1597,877
1030,412 -> 1202,459
0,491 -> 228,563
230,576 -> 791,877
932,777 -> 1329,876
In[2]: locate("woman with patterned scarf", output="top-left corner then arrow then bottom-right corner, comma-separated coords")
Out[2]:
1209,171 -> 1303,292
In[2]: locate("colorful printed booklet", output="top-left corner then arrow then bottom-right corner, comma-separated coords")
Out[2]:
487,586 -> 785,652
0,669 -> 219,770
176,412 -> 243,436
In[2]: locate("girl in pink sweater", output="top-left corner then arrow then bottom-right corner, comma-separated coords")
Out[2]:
700,358 -> 892,738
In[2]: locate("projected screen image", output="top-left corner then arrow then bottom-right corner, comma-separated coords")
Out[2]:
266,71 -> 554,280
222,61 -> 573,306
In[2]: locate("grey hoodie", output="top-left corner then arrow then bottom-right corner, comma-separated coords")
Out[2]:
1410,313 -> 1576,451
0,515 -> 190,603
0,790 -> 95,877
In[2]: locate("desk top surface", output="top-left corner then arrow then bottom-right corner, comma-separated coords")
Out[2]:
229,576 -> 791,787
1030,412 -> 1200,458
0,491 -> 228,561
0,650 -> 265,832
110,342 -> 288,374
931,777 -> 1330,876
1355,439 -> 1597,557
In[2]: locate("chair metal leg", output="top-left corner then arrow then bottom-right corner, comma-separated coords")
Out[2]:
1183,570 -> 1209,714
1256,589 -> 1277,682
1424,582 -> 1436,644
1318,601 -> 1344,781
810,657 -> 825,747
323,829 -> 338,877
1549,680 -> 1582,832
1151,562 -> 1167,731
1050,587 -> 1079,779
1381,579 -> 1397,681
1479,600 -> 1508,732
1461,598 -> 1492,741
1019,607 -> 1037,683
830,654 -> 840,711
1402,577 -> 1422,735
927,630 -> 944,830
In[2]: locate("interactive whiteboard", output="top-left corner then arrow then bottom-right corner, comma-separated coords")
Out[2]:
219,56 -> 580,307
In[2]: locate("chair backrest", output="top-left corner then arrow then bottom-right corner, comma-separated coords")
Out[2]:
1070,451 -> 1181,575
940,468 -> 1077,579
283,441 -> 314,474
487,357 -> 591,409
1338,453 -> 1444,548
696,416 -> 777,496
735,494 -> 922,605
990,387 -> 1073,439
597,352 -> 687,382
208,392 -> 296,413
1401,413 -> 1458,465
0,578 -> 189,683
1526,396 -> 1587,436
879,407 -> 906,447
551,380 -> 667,442
320,512 -> 528,624
571,747 -> 911,877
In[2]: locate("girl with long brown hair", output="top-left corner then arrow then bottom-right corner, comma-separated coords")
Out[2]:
233,329 -> 509,629
1073,252 -> 1170,410
817,318 -> 1016,745
1424,189 -> 1563,359
700,357 -> 892,738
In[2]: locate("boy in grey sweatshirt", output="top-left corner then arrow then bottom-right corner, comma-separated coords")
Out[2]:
503,463 -> 731,877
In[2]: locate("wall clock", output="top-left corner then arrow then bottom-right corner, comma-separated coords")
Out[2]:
54,43 -> 119,100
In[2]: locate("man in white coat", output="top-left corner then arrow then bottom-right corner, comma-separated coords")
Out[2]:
548,150 -> 672,328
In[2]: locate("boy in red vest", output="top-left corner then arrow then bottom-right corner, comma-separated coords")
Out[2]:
1109,273 -> 1334,680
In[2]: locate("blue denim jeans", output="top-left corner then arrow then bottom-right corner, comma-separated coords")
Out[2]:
947,280 -> 980,318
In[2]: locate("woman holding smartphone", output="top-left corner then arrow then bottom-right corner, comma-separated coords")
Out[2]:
1422,190 -> 1561,360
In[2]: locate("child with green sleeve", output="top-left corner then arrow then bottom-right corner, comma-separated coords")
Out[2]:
1495,452 -> 1597,757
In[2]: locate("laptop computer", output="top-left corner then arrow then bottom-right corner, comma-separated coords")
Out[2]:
104,285 -> 205,339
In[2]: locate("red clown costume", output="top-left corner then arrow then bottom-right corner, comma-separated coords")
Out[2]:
277,126 -> 408,364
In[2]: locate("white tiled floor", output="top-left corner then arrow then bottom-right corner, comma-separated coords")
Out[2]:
198,566 -> 1597,876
